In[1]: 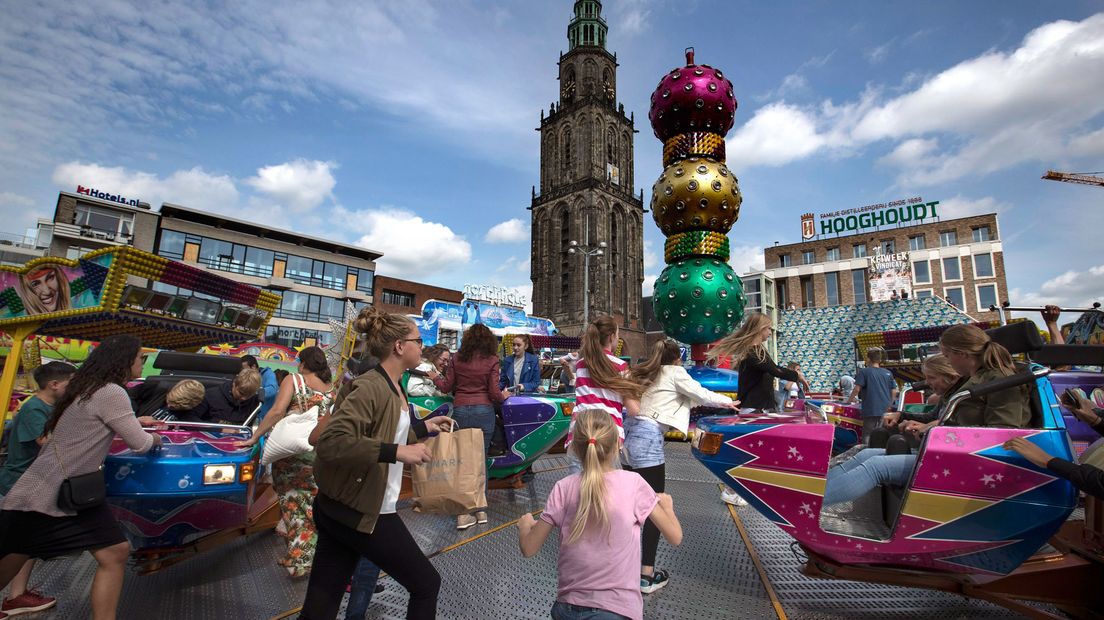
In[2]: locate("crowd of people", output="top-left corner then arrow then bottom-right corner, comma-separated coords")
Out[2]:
0,302 -> 1101,620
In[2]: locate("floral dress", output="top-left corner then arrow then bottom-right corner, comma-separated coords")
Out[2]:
271,374 -> 335,577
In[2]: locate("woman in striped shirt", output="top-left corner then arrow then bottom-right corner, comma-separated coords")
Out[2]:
568,316 -> 643,472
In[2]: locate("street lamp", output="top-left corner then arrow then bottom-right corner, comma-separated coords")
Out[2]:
568,239 -> 606,327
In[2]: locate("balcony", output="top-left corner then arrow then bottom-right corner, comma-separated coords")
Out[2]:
51,222 -> 132,245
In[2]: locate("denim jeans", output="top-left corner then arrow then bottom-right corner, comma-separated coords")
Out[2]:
344,557 -> 381,619
452,404 -> 495,454
622,417 -> 665,469
551,601 -> 630,620
823,448 -> 916,505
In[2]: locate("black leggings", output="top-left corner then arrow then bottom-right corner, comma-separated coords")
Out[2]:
625,462 -> 665,568
300,503 -> 440,620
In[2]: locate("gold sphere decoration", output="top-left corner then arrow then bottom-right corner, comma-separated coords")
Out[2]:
650,158 -> 742,236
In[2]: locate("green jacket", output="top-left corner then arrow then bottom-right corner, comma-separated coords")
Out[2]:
946,367 -> 1031,429
314,366 -> 427,534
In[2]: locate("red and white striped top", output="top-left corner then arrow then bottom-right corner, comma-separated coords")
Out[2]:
566,351 -> 629,446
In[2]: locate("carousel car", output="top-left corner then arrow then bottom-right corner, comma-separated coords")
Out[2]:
105,352 -> 275,572
407,384 -> 574,482
692,322 -> 1104,616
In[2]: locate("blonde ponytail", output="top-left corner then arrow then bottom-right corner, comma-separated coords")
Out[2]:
939,324 -> 1016,376
567,410 -> 618,544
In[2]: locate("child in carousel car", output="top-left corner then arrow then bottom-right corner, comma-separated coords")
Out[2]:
824,324 -> 1031,506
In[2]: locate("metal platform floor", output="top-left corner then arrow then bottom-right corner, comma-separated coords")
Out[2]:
7,445 -> 1050,619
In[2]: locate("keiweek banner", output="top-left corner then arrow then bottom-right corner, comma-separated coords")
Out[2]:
868,251 -> 912,302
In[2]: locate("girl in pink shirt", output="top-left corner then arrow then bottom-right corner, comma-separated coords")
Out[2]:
517,410 -> 682,620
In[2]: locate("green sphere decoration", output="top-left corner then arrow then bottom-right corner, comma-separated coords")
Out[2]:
652,258 -> 746,344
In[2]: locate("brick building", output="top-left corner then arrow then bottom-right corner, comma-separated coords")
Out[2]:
372,275 -> 462,315
761,212 -> 1008,322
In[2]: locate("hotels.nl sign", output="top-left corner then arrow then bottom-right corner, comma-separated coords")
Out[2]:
801,198 -> 940,239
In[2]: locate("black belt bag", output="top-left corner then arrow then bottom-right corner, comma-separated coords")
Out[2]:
54,443 -> 107,512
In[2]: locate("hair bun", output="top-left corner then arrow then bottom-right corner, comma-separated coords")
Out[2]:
353,306 -> 384,334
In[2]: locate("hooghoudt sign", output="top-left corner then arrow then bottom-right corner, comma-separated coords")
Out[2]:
462,284 -> 527,309
801,197 -> 940,239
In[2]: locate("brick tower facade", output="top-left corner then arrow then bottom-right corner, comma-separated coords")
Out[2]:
530,0 -> 645,347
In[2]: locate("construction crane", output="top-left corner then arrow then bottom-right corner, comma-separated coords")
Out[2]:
1042,170 -> 1104,187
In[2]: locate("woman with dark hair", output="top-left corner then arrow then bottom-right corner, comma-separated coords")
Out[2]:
499,334 -> 541,394
240,345 -> 334,577
0,335 -> 160,620
432,323 -> 504,529
300,307 -> 451,620
627,339 -> 736,592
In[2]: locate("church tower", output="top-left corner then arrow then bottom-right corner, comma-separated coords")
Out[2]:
530,0 -> 645,340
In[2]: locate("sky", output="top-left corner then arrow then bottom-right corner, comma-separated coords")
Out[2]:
1,0 -> 1102,323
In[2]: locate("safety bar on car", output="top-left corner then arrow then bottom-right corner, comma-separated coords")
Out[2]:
938,367 -> 1049,424
990,303 -> 1101,313
141,420 -> 252,434
240,403 -> 263,428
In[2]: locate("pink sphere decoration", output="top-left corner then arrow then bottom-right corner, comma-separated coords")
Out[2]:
649,48 -> 737,141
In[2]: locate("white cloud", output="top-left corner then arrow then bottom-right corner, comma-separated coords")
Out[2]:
643,239 -> 660,271
485,218 -> 529,244
865,40 -> 893,64
51,162 -> 239,214
729,244 -> 765,275
642,273 -> 659,297
0,192 -> 34,209
1007,264 -> 1104,326
517,257 -> 531,273
351,210 -> 471,278
245,159 -> 336,212
730,14 -> 1104,184
726,103 -> 830,169
934,195 -> 1008,219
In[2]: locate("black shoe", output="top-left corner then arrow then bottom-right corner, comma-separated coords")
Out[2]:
374,584 -> 385,594
488,445 -> 507,457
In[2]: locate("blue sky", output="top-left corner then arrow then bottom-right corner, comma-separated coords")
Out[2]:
1,1 -> 1102,320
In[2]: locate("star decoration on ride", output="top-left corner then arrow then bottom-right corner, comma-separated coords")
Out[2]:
326,301 -> 360,370
798,502 -> 814,518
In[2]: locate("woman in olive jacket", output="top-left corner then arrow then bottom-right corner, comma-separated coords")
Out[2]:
300,307 -> 452,620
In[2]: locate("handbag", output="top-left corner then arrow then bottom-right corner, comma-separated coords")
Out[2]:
411,420 -> 487,515
54,441 -> 106,512
261,374 -> 322,466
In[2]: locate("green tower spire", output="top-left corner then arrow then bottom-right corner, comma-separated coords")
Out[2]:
567,0 -> 607,50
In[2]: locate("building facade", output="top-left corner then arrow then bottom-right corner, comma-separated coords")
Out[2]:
529,0 -> 646,355
761,212 -> 1008,322
154,204 -> 380,348
40,191 -> 159,259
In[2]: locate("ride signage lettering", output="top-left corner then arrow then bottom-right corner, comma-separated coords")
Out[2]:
462,284 -> 527,309
801,197 -> 940,239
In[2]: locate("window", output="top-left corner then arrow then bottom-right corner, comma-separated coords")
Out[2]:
913,260 -> 931,284
939,230 -> 958,247
199,237 -> 243,272
852,269 -> 867,304
74,204 -> 134,239
825,272 -> 839,306
977,283 -> 998,311
852,243 -> 867,258
776,279 -> 788,309
381,289 -> 416,308
745,277 -> 762,309
65,245 -> 97,260
271,290 -> 349,322
972,226 -> 992,242
944,286 -> 965,310
942,256 -> 961,281
802,250 -> 816,265
355,268 -> 374,294
779,254 -> 792,267
908,235 -> 926,251
158,230 -> 187,258
880,240 -> 895,254
826,247 -> 840,261
244,247 -> 275,277
801,276 -> 814,307
973,253 -> 994,278
914,289 -> 933,299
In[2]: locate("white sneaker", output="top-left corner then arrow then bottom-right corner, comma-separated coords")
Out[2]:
721,487 -> 748,507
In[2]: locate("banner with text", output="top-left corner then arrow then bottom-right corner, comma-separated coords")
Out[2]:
868,251 -> 912,302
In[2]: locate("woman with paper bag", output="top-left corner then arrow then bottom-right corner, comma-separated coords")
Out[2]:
411,419 -> 488,515
300,307 -> 452,620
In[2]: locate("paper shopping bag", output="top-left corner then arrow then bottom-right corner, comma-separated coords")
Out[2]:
411,428 -> 487,515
